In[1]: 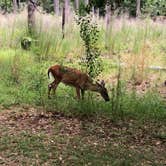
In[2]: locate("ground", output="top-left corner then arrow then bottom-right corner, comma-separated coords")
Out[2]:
0,106 -> 165,165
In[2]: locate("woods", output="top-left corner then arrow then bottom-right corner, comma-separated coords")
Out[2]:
0,0 -> 166,165
1,0 -> 166,16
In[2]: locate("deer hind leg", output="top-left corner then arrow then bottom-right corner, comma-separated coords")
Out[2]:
81,89 -> 85,100
76,88 -> 81,100
48,84 -> 52,99
48,80 -> 60,99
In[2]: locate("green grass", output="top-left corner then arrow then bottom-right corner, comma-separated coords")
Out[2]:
0,34 -> 165,121
0,12 -> 165,120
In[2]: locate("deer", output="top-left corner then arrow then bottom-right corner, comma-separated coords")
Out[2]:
47,65 -> 110,102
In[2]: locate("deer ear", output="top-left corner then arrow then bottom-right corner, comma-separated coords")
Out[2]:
96,81 -> 100,86
101,80 -> 105,87
96,81 -> 102,88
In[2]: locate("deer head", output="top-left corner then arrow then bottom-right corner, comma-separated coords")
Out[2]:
96,80 -> 110,102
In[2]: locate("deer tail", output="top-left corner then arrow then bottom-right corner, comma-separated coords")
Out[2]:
48,68 -> 52,79
48,68 -> 55,81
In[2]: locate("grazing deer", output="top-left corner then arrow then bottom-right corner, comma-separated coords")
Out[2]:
48,65 -> 110,101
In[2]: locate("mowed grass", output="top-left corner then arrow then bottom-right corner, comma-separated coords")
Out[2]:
0,107 -> 166,165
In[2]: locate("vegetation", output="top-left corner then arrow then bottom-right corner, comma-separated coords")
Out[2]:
0,0 -> 166,17
0,11 -> 165,116
0,0 -> 166,165
77,12 -> 102,78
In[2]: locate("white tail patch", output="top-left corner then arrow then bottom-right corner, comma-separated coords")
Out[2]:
48,71 -> 55,83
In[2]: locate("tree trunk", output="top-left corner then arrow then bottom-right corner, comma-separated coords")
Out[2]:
92,6 -> 95,17
13,0 -> 17,13
62,0 -> 70,38
75,0 -> 79,10
4,0 -> 7,13
28,0 -> 36,35
85,0 -> 89,5
62,3 -> 65,39
65,0 -> 70,22
105,3 -> 111,48
136,0 -> 141,17
105,4 -> 111,29
96,8 -> 99,19
16,0 -> 20,9
54,0 -> 59,15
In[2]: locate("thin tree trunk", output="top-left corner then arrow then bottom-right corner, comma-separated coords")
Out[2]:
92,6 -> 95,17
28,0 -> 36,34
96,8 -> 99,19
4,0 -> 7,13
62,4 -> 65,39
16,0 -> 20,9
105,3 -> 111,48
62,0 -> 70,38
13,0 -> 17,13
75,0 -> 79,10
54,0 -> 59,15
136,0 -> 141,17
65,0 -> 70,22
105,4 -> 111,30
85,0 -> 89,5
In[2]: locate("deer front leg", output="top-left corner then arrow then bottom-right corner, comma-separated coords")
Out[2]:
76,88 -> 81,100
81,89 -> 85,100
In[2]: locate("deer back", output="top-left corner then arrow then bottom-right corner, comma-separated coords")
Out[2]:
48,65 -> 92,89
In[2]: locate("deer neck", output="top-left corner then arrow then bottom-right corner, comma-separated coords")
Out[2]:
88,83 -> 100,92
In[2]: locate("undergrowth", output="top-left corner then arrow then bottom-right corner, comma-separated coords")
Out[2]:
0,51 -> 165,121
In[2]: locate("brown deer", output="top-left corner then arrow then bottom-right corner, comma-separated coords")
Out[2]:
48,65 -> 110,101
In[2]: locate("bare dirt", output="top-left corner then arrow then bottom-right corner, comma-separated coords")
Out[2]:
0,105 -> 166,165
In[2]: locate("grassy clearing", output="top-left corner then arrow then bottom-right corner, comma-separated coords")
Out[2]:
0,11 -> 166,120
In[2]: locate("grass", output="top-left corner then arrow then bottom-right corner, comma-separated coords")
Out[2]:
0,11 -> 166,120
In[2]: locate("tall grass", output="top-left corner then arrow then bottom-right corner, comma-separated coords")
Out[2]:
1,11 -> 165,59
0,10 -> 165,120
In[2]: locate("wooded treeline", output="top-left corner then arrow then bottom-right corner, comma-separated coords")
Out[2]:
0,0 -> 165,17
